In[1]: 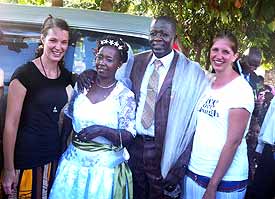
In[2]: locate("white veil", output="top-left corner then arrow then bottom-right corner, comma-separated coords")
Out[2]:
161,51 -> 210,178
115,44 -> 134,89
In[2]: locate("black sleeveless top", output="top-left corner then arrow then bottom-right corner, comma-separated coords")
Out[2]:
11,62 -> 72,169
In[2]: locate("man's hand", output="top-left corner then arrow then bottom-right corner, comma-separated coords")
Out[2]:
75,69 -> 96,93
164,173 -> 178,191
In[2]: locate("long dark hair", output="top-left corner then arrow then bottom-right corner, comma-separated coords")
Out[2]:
36,15 -> 70,67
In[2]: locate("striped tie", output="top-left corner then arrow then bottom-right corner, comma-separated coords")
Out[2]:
141,59 -> 163,129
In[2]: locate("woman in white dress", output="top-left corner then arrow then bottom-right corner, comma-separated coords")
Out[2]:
49,36 -> 136,199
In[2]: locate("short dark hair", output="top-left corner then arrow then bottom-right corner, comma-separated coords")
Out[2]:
258,75 -> 264,82
247,47 -> 261,58
245,47 -> 262,67
154,16 -> 177,34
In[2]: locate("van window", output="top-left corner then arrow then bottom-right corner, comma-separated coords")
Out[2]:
0,23 -> 40,84
66,30 -> 150,74
0,23 -> 150,84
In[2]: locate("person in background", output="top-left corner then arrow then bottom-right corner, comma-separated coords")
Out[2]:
183,31 -> 254,199
256,75 -> 264,92
235,47 -> 262,97
235,47 -> 263,183
248,97 -> 275,199
1,15 -> 73,198
129,16 -> 208,199
49,35 -> 136,199
257,86 -> 274,127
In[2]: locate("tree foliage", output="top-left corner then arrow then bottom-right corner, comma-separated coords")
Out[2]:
2,0 -> 275,69
130,0 -> 275,70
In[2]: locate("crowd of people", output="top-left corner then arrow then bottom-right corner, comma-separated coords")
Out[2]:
0,13 -> 274,199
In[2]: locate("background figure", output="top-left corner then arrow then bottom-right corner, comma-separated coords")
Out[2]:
235,47 -> 262,97
256,75 -> 264,92
236,47 -> 263,183
248,97 -> 275,199
257,86 -> 274,127
1,16 -> 73,198
183,31 -> 254,199
129,16 -> 208,199
49,36 -> 136,199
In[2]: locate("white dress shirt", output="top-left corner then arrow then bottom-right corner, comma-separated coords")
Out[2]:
136,50 -> 174,136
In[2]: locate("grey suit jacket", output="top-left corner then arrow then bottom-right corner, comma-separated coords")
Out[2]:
130,50 -> 192,183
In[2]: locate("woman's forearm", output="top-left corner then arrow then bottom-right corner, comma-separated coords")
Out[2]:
78,125 -> 134,147
102,128 -> 134,147
3,79 -> 26,170
3,128 -> 17,170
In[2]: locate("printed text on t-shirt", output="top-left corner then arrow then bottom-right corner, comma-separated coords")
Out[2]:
198,98 -> 220,117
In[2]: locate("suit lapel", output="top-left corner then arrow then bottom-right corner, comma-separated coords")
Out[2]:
157,51 -> 179,101
135,52 -> 153,101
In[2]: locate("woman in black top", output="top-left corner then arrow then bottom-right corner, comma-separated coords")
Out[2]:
2,15 -> 73,198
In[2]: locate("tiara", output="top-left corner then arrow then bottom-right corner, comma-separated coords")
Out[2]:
100,39 -> 124,50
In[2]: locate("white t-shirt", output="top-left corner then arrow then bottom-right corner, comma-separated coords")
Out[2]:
189,76 -> 254,181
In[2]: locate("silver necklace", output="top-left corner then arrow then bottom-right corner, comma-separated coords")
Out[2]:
40,56 -> 58,78
96,79 -> 117,89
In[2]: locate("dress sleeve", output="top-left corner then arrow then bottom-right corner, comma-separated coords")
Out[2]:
118,88 -> 136,137
64,83 -> 80,119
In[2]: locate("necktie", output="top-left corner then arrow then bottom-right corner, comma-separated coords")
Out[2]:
141,59 -> 163,129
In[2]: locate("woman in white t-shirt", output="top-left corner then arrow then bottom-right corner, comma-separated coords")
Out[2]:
183,31 -> 254,199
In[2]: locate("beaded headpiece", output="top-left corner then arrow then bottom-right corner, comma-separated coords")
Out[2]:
100,39 -> 125,51
97,36 -> 129,63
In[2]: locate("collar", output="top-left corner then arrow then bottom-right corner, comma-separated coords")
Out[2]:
150,50 -> 175,69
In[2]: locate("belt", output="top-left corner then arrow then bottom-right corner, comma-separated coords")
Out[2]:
186,169 -> 248,192
136,134 -> 155,141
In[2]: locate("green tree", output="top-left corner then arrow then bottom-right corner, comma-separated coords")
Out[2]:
131,0 -> 275,70
2,0 -> 275,69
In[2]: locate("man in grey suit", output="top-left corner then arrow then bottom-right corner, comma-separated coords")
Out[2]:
128,16 -> 208,199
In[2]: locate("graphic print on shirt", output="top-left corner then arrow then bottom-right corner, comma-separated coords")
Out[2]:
53,106 -> 58,113
198,97 -> 220,117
